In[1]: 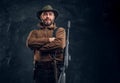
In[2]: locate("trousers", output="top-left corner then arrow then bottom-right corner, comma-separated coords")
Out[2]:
34,61 -> 63,83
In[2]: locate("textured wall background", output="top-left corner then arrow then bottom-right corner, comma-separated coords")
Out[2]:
0,0 -> 119,83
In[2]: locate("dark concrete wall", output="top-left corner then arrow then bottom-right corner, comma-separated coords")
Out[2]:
0,0 -> 119,83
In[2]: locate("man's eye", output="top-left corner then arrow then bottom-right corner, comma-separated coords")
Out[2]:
44,13 -> 48,15
49,13 -> 52,15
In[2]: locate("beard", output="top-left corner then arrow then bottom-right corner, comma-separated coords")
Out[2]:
42,18 -> 54,26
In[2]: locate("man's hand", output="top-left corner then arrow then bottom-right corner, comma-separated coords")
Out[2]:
49,37 -> 55,42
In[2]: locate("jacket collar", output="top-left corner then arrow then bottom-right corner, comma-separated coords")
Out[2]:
37,22 -> 56,30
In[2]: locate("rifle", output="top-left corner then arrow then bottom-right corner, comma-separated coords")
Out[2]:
58,20 -> 71,83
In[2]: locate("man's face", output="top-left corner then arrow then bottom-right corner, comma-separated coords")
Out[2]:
40,11 -> 55,26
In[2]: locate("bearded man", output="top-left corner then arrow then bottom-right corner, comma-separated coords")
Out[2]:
26,5 -> 66,83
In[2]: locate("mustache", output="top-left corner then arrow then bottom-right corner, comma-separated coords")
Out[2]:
44,17 -> 51,21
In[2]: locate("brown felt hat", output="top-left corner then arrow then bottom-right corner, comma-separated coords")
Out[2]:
37,5 -> 59,19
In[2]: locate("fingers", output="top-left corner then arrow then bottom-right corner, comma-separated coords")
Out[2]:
49,37 -> 55,42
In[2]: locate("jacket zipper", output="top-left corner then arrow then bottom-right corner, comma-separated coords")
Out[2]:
45,27 -> 48,38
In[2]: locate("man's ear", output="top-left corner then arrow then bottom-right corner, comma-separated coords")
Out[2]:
40,15 -> 43,22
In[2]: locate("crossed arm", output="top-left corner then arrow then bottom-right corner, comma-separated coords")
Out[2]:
26,28 -> 66,52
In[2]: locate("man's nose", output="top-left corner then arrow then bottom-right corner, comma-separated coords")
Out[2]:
46,14 -> 50,17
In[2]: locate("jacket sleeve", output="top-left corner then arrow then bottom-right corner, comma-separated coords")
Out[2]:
40,27 -> 66,52
26,30 -> 50,49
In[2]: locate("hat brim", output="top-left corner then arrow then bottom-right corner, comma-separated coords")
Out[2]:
37,10 -> 58,19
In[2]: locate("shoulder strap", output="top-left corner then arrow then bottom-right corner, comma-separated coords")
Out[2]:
52,27 -> 59,37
